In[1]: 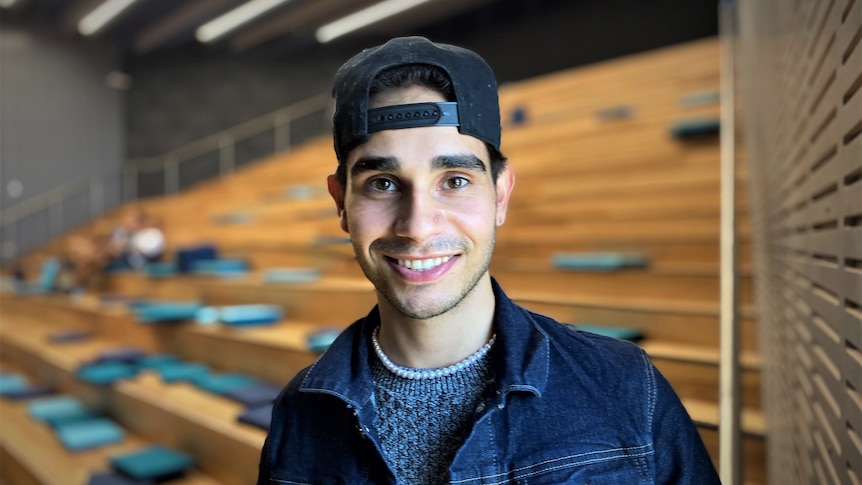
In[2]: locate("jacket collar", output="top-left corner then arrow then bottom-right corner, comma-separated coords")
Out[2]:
298,277 -> 550,409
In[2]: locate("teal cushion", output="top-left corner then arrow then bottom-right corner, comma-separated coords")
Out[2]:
0,373 -> 28,395
110,445 -> 195,481
28,396 -> 88,422
136,354 -> 180,369
552,252 -> 647,272
219,304 -> 283,326
192,373 -> 258,395
77,362 -> 139,386
55,418 -> 125,451
568,324 -> 643,342
155,362 -> 210,384
134,301 -> 203,323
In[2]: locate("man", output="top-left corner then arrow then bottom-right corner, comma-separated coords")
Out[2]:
258,36 -> 719,484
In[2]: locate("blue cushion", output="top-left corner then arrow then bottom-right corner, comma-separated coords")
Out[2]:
44,410 -> 102,428
155,362 -> 210,384
110,445 -> 195,481
55,418 -> 125,451
221,382 -> 282,407
262,268 -> 320,284
28,396 -> 88,422
568,324 -> 644,342
133,301 -> 203,323
176,244 -> 219,273
307,329 -> 342,352
38,257 -> 62,292
87,471 -> 155,485
47,329 -> 94,343
670,118 -> 721,138
0,373 -> 27,395
238,403 -> 273,431
94,347 -> 148,364
190,259 -> 248,276
136,354 -> 180,369
1,385 -> 56,401
219,304 -> 283,326
77,362 -> 139,386
144,262 -> 177,278
192,373 -> 258,395
552,252 -> 647,272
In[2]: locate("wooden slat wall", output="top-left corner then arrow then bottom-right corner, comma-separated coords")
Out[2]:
739,0 -> 862,483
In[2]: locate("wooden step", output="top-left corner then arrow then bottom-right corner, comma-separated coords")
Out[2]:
0,364 -> 221,485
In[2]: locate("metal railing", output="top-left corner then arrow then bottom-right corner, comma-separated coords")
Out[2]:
0,92 -> 332,264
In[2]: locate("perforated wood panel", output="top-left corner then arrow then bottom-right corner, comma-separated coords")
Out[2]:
739,0 -> 862,483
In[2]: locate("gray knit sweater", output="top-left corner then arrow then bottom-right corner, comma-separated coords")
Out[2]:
371,354 -> 494,485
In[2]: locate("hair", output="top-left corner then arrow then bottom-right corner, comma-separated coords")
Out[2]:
335,63 -> 507,187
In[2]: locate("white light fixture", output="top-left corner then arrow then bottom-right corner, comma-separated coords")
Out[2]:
316,0 -> 434,43
196,0 -> 295,44
0,0 -> 19,9
78,0 -> 141,36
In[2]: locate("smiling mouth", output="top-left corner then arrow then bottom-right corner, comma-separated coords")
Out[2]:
391,256 -> 453,271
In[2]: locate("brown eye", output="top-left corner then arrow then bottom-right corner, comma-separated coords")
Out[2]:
445,177 -> 469,189
370,178 -> 396,191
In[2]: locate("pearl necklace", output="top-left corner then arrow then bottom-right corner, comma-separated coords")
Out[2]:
371,326 -> 496,380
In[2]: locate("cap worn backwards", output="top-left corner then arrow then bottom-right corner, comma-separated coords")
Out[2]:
331,36 -> 501,163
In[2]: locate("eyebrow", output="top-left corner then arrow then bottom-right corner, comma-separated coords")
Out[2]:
350,153 -> 487,179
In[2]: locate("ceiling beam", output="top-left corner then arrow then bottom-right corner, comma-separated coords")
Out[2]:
133,0 -> 231,54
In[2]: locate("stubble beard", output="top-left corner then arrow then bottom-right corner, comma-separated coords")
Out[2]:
354,231 -> 496,320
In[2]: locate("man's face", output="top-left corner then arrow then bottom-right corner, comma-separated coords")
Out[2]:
328,86 -> 514,320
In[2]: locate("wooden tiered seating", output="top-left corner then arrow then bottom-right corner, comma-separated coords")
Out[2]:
1,37 -> 766,483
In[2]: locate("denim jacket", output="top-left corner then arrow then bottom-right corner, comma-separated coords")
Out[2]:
258,280 -> 720,484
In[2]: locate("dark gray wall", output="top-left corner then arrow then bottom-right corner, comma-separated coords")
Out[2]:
1,20 -> 123,263
125,0 -> 719,158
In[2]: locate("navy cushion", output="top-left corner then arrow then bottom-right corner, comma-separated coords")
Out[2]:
110,445 -> 195,481
94,347 -> 148,364
237,403 -> 274,431
55,417 -> 125,451
1,385 -> 56,401
175,244 -> 218,273
47,329 -> 94,343
221,382 -> 282,407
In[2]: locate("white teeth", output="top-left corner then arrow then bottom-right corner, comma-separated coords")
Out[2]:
396,256 -> 451,271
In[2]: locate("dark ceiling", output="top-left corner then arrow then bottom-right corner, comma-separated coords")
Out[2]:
0,0 -> 525,62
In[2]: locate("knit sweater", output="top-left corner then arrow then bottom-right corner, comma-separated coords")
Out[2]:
371,354 -> 494,485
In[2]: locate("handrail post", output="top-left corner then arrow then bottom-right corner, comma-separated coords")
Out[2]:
719,1 -> 741,484
49,198 -> 63,238
219,134 -> 235,175
124,165 -> 138,202
164,157 -> 179,195
2,222 -> 17,262
274,112 -> 291,152
90,177 -> 104,218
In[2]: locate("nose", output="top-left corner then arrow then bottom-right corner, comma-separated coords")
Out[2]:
393,188 -> 445,243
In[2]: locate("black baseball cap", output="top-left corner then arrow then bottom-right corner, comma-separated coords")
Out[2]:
331,36 -> 501,163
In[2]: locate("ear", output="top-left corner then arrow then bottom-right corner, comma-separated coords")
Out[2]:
327,174 -> 349,233
494,164 -> 516,226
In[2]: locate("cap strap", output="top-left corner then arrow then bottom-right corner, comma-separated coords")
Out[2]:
367,102 -> 459,133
